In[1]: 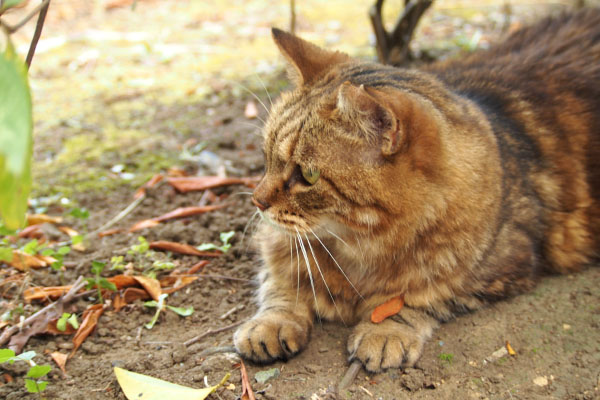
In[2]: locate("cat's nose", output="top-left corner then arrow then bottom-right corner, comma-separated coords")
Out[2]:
252,196 -> 270,211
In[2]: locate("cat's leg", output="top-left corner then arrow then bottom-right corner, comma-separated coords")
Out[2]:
234,268 -> 314,362
347,307 -> 438,372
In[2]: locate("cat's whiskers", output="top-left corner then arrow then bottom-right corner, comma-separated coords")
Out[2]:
295,227 -> 321,324
309,227 -> 364,301
235,121 -> 265,137
304,232 -> 346,325
241,209 -> 262,251
294,235 -> 301,307
324,228 -> 352,249
254,72 -> 273,109
222,78 -> 271,117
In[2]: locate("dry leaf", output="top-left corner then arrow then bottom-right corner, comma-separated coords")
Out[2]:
154,205 -> 226,222
149,241 -> 222,257
371,295 -> 404,324
133,276 -> 162,301
17,224 -> 43,239
244,101 -> 258,119
98,228 -> 121,237
185,261 -> 209,274
114,367 -> 229,400
122,287 -> 151,304
27,214 -> 63,226
107,275 -> 138,289
128,219 -> 161,233
506,340 -> 516,356
50,351 -> 68,376
112,293 -> 127,312
167,167 -> 187,177
166,176 -> 259,193
45,319 -> 76,335
8,250 -> 57,271
134,174 -> 164,199
24,286 -> 72,302
71,304 -> 104,357
239,360 -> 256,400
160,276 -> 198,294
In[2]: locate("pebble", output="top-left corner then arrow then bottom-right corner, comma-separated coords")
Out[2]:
57,342 -> 74,350
318,347 -> 329,353
486,347 -> 507,362
533,376 -> 549,387
255,367 -> 280,384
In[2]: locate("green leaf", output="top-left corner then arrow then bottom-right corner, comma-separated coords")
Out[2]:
166,305 -> 194,317
25,378 -> 48,393
0,348 -> 15,363
220,231 -> 235,245
91,260 -> 106,275
143,300 -> 158,308
98,279 -> 117,291
0,223 -> 16,235
22,239 -> 38,255
0,247 -> 12,262
85,277 -> 95,290
41,248 -> 55,257
1,0 -> 27,13
197,243 -> 218,251
67,313 -> 79,329
56,313 -> 70,332
26,364 -> 51,379
72,235 -> 83,245
69,207 -> 89,219
0,42 -> 32,230
57,246 -> 71,255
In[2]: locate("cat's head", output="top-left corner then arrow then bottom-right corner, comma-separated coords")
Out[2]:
253,29 -> 447,239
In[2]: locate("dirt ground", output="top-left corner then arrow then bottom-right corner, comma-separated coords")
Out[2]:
1,1 -> 599,399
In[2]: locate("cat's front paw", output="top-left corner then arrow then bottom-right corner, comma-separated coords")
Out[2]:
234,311 -> 311,363
347,319 -> 427,372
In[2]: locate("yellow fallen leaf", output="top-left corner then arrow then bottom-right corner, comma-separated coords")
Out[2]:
505,340 -> 516,356
114,367 -> 229,400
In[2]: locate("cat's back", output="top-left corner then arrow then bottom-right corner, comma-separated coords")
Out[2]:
426,8 -> 600,268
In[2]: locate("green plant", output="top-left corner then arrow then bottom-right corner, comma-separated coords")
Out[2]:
56,312 -> 79,332
128,236 -> 150,256
68,207 -> 89,220
110,255 -> 125,271
0,348 -> 51,395
85,260 -> 117,303
143,293 -> 194,329
438,352 -> 454,365
197,231 -> 235,253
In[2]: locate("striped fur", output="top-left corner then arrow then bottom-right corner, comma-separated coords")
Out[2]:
234,10 -> 600,372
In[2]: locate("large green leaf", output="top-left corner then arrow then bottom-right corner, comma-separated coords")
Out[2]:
0,42 -> 32,229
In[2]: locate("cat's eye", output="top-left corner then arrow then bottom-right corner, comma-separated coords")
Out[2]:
301,166 -> 320,185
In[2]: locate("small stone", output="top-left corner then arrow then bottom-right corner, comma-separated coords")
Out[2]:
318,347 -> 329,353
486,347 -> 508,362
563,324 -> 572,331
533,376 -> 549,387
58,342 -> 74,350
255,367 -> 280,384
172,345 -> 188,364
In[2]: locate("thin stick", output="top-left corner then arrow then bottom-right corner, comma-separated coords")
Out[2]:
338,360 -> 362,391
197,274 -> 253,283
25,0 -> 51,68
0,276 -> 85,346
2,0 -> 49,33
184,320 -> 245,347
91,193 -> 146,235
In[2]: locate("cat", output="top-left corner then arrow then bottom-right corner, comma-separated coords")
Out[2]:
233,9 -> 600,373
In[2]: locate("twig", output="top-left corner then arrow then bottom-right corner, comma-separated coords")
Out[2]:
197,274 -> 253,283
197,345 -> 238,358
90,193 -> 146,235
184,320 -> 245,347
0,276 -> 86,347
338,360 -> 362,391
25,0 -> 51,68
1,0 -> 49,33
219,304 -> 244,320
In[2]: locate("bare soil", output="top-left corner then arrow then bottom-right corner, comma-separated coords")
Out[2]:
1,1 -> 599,399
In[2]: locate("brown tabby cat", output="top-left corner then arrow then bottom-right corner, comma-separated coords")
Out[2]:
233,9 -> 600,372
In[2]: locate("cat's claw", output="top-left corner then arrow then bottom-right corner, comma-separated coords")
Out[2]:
347,319 -> 427,372
234,312 -> 310,362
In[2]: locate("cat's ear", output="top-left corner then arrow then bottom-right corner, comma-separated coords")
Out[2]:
337,82 -> 402,156
272,28 -> 349,86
